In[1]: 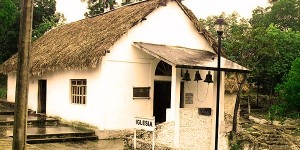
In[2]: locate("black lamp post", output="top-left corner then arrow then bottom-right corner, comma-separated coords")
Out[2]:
214,18 -> 225,150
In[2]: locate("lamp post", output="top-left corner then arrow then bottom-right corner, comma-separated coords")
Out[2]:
214,18 -> 225,150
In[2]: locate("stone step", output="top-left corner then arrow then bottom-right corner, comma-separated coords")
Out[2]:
0,117 -> 59,126
0,111 -> 14,115
268,144 -> 292,150
5,126 -> 99,144
26,132 -> 96,139
265,140 -> 288,145
26,135 -> 99,144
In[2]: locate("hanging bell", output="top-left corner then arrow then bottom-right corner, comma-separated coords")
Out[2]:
204,71 -> 213,83
194,71 -> 202,82
182,70 -> 191,81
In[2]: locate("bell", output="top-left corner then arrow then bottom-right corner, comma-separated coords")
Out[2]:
204,71 -> 213,83
194,71 -> 202,82
182,70 -> 191,81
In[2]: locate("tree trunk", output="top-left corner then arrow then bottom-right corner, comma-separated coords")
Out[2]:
12,0 -> 33,149
232,74 -> 248,133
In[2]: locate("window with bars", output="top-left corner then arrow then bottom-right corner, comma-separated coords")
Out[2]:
70,79 -> 87,104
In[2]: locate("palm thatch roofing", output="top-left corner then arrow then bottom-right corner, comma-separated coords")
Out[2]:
0,0 -> 218,76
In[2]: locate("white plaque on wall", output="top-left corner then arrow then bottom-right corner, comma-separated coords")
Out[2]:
185,93 -> 193,104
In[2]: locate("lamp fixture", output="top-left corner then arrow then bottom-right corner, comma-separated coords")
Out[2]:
214,18 -> 226,34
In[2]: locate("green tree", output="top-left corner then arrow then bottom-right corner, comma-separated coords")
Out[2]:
253,25 -> 300,95
200,12 -> 300,131
0,0 -> 65,63
250,0 -> 300,31
0,0 -> 19,63
32,0 -> 65,39
0,0 -> 18,35
200,10 -> 300,94
276,58 -> 300,112
32,14 -> 65,40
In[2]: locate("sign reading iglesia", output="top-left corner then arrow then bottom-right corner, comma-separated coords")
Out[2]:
134,117 -> 155,131
134,117 -> 156,150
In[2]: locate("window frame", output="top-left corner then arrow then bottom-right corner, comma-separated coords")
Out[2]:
70,79 -> 87,105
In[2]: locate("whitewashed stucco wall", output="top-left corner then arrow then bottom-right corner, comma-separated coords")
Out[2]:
7,74 -> 16,103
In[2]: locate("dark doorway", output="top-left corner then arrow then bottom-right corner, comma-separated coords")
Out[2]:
38,80 -> 47,113
154,81 -> 171,123
153,81 -> 185,123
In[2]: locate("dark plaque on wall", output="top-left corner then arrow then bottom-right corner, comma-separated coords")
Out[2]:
198,108 -> 211,116
133,87 -> 150,99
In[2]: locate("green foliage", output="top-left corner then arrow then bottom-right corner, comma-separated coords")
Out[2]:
253,25 -> 300,94
32,0 -> 66,39
0,0 -> 18,32
0,0 -> 65,63
268,103 -> 287,121
0,67 -> 7,100
276,58 -> 300,112
199,12 -> 252,64
32,14 -> 65,40
250,0 -> 300,31
0,0 -> 19,63
0,88 -> 7,99
83,0 -> 116,17
33,0 -> 56,29
200,9 -> 300,96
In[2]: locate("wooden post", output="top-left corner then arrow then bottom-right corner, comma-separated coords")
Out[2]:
13,0 -> 33,149
152,131 -> 155,150
134,129 -> 137,149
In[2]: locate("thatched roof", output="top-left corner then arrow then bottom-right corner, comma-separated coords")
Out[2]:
0,0 -> 218,76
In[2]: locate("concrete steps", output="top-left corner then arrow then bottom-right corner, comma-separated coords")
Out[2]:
0,116 -> 60,126
26,132 -> 98,144
0,101 -> 99,144
2,126 -> 99,144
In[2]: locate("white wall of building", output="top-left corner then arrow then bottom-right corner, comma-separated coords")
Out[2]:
7,74 -> 16,103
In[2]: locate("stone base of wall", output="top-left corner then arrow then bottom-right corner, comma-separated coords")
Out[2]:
125,108 -> 231,149
124,137 -> 176,150
96,129 -> 133,139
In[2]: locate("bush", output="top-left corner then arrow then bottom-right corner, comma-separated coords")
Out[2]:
268,103 -> 287,122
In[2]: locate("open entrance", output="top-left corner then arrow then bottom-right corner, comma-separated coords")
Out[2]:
38,80 -> 47,113
153,82 -> 184,123
153,61 -> 184,123
154,81 -> 171,123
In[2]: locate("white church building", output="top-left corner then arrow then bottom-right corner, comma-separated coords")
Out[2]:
0,0 -> 249,149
